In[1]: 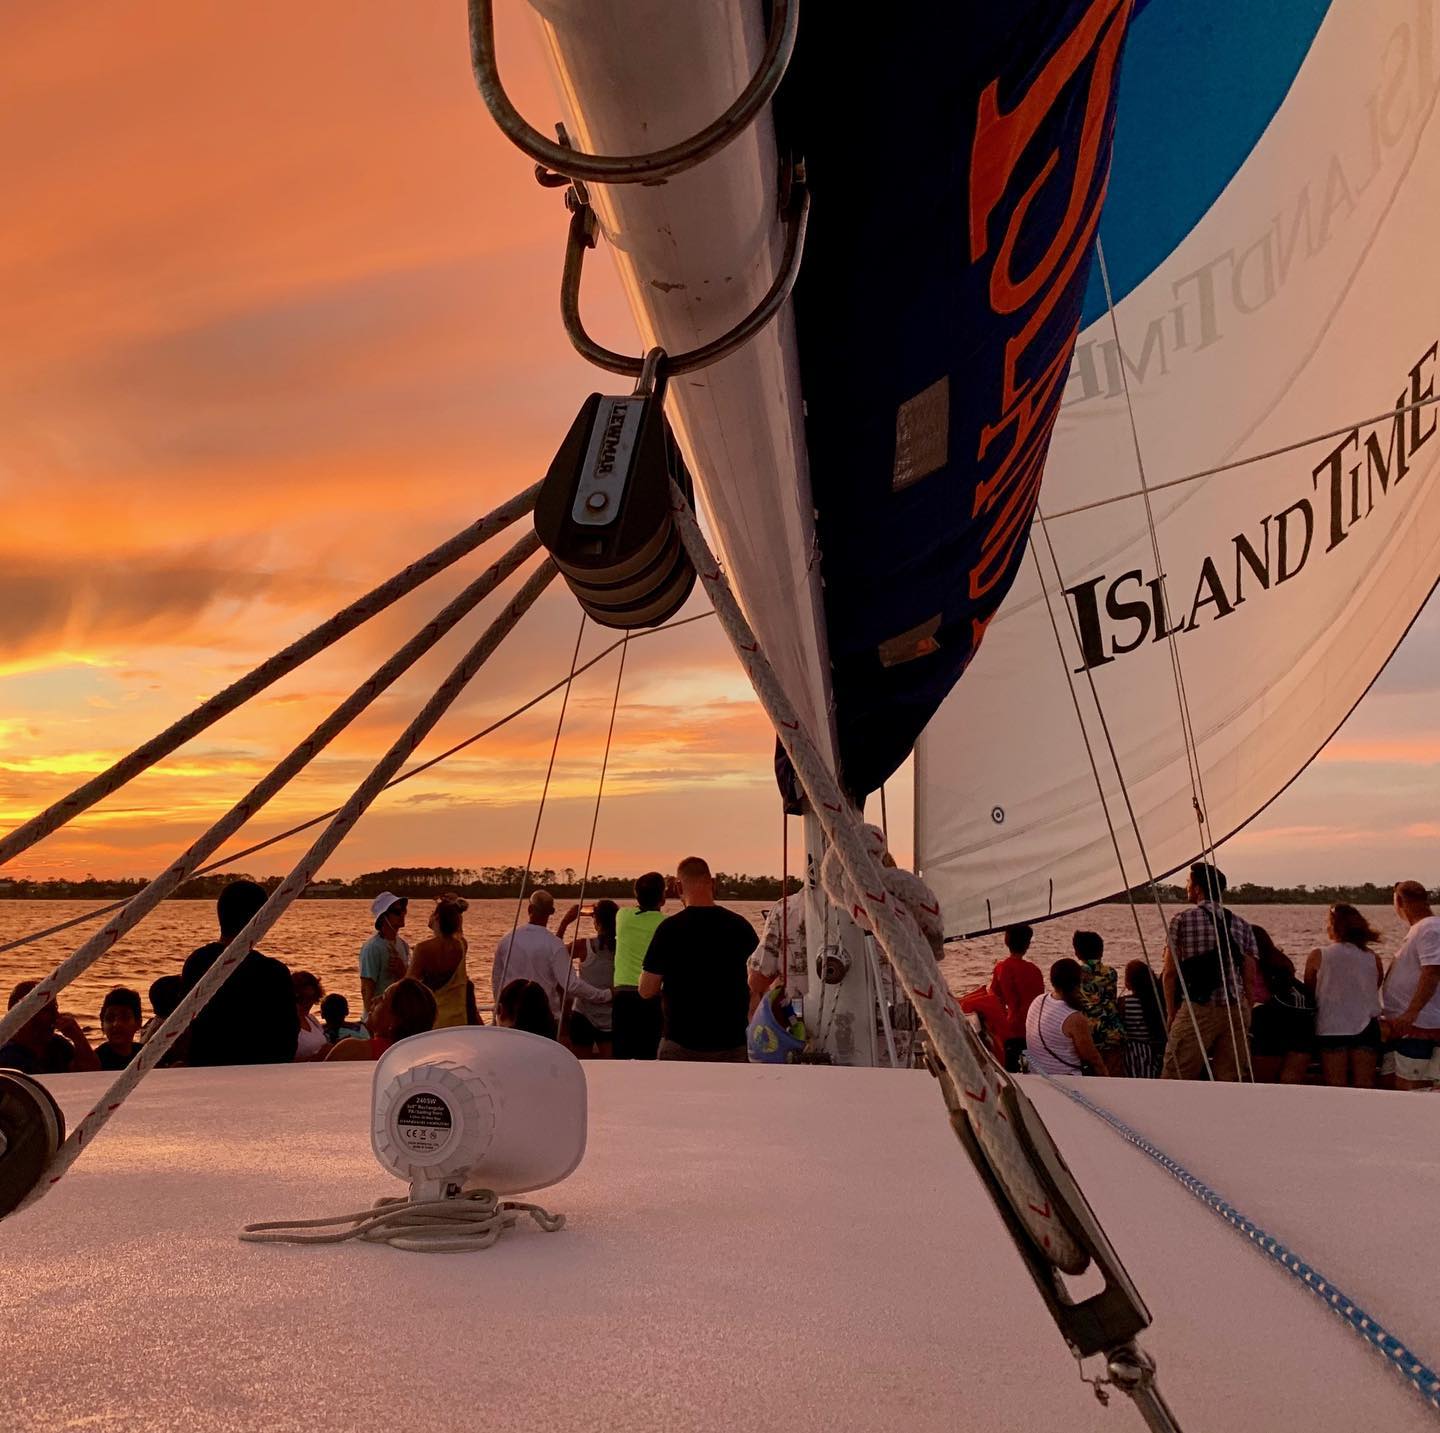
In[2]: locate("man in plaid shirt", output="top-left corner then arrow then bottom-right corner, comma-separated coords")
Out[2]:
1161,863 -> 1257,1081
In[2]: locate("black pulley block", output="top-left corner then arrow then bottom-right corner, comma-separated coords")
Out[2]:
535,391 -> 696,629
0,1069 -> 65,1219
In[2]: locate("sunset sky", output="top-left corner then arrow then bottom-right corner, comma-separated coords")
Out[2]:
3,1 -> 1437,890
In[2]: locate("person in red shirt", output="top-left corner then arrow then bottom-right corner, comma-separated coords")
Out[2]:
959,983 -> 1008,1064
991,924 -> 1044,1072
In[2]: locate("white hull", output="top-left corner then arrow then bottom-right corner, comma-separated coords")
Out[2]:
4,1063 -> 1435,1431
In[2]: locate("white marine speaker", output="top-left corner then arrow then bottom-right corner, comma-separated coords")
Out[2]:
371,1027 -> 586,1202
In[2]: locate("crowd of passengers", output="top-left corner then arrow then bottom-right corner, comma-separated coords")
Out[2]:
0,856 -> 766,1074
961,864 -> 1440,1091
3,859 -> 1438,1093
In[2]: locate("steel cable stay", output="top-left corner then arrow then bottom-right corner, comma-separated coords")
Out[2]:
0,531 -> 544,1051
557,632 -> 629,1026
1026,528 -> 1214,1082
1039,391 -> 1440,521
0,483 -> 542,870
19,559 -> 561,1211
0,609 -> 716,962
498,612 -> 589,993
1095,241 -> 1255,1084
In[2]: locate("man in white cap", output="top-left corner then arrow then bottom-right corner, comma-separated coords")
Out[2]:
492,890 -> 611,1023
359,892 -> 409,1016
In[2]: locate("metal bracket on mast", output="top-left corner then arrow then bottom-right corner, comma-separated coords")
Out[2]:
558,178 -> 811,378
468,0 -> 799,185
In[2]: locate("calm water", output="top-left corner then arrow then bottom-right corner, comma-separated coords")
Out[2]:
1,898 -> 1401,1034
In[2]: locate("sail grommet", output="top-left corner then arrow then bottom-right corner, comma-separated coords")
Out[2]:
535,359 -> 697,630
0,1070 -> 65,1219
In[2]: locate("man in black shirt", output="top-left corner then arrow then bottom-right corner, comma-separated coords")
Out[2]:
640,856 -> 759,1062
180,879 -> 298,1066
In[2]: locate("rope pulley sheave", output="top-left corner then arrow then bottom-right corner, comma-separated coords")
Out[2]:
0,1071 -> 65,1218
535,349 -> 696,630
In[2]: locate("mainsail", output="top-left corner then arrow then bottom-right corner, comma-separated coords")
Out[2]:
917,0 -> 1440,934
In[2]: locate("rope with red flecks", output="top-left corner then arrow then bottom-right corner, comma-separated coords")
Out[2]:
20,560 -> 558,1211
668,481 -> 1085,1274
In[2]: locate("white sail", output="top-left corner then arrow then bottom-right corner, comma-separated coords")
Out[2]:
917,0 -> 1440,933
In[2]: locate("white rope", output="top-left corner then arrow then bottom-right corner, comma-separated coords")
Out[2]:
0,530 -> 542,1049
20,558 -> 558,1211
0,483 -> 542,868
0,611 -> 716,961
240,1188 -> 564,1254
1095,241 -> 1252,1082
668,481 -> 1088,1274
1030,520 -> 1213,1080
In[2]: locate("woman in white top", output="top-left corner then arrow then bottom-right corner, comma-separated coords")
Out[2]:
1024,958 -> 1108,1078
291,970 -> 330,1062
1304,904 -> 1384,1089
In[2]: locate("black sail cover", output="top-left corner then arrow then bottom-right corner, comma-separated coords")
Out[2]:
780,0 -> 1134,799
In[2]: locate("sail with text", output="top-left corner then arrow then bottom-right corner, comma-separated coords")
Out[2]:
777,0 -> 1135,798
916,0 -> 1440,934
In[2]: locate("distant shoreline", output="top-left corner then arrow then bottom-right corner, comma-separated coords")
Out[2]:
0,879 -> 1423,905
0,870 -> 803,903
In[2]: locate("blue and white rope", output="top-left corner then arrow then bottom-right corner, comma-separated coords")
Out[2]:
1049,1079 -> 1440,1417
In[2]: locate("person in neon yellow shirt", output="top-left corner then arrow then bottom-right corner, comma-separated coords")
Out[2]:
613,871 -> 667,1059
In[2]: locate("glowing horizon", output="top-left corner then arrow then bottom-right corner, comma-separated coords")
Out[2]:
2,1 -> 1437,892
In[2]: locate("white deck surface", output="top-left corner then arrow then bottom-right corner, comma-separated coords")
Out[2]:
3,1064 -> 1437,1432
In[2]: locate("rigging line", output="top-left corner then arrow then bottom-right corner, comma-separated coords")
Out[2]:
0,482 -> 543,869
560,632 -> 628,1024
1095,241 -> 1252,1082
0,532 -> 543,1046
27,560 -> 560,1208
1047,1078 -> 1440,1418
501,610 -> 588,993
780,808 -> 790,991
878,783 -> 888,843
670,480 -> 1096,1270
1033,514 -> 1212,1079
1038,392 -> 1440,522
0,609 -> 716,962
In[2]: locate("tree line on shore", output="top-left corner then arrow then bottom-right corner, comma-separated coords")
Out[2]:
1106,880 -> 1431,906
0,866 -> 806,902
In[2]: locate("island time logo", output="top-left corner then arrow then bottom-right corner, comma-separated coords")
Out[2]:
965,0 -> 1132,619
1064,344 -> 1437,672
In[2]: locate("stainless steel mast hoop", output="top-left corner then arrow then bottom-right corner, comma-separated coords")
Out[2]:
468,0 -> 799,184
560,184 -> 811,377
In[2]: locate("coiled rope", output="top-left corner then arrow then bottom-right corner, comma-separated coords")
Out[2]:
1049,1079 -> 1440,1418
0,483 -> 541,869
240,1189 -> 564,1254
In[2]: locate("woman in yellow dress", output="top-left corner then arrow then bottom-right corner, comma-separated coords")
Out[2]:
406,894 -> 471,1028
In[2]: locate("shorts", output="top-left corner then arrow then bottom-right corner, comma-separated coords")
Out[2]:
1315,1018 -> 1381,1053
1250,1002 -> 1314,1058
1381,1037 -> 1440,1084
567,1011 -> 611,1048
